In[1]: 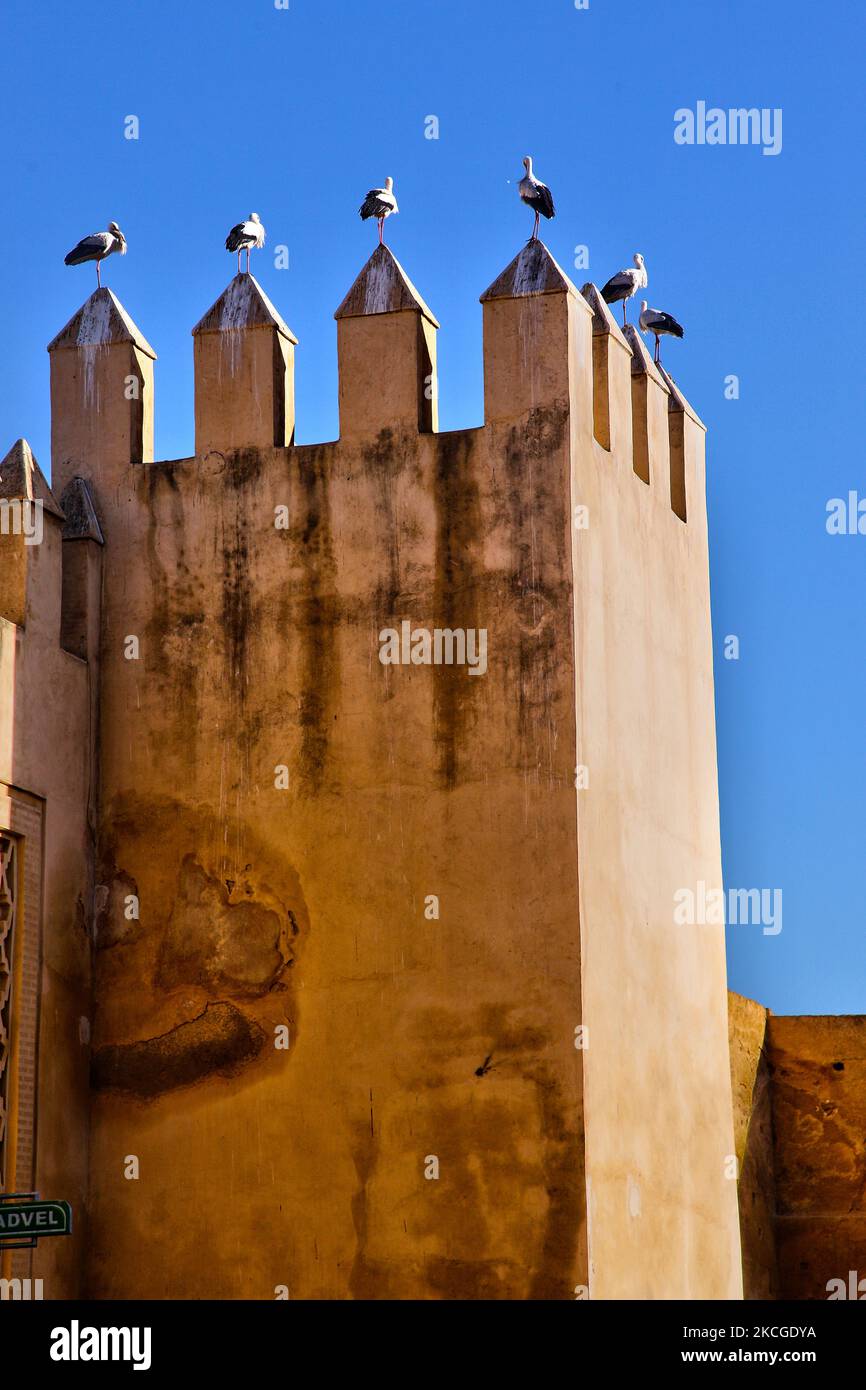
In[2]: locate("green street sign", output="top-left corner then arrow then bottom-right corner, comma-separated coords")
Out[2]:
0,1194 -> 72,1248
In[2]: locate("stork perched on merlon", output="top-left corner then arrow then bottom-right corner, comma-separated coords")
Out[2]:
64,223 -> 127,287
639,301 -> 684,365
359,177 -> 398,244
517,156 -> 555,240
225,213 -> 266,273
601,253 -> 648,327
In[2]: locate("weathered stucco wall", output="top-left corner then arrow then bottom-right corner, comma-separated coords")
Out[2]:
47,249 -> 589,1300
82,418 -> 589,1299
8,240 -> 745,1300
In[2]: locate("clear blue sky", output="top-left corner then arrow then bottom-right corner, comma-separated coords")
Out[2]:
1,0 -> 864,1014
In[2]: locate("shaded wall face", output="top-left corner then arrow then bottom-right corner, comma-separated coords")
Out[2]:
728,992 -> 779,1300
85,420 -> 587,1300
572,348 -> 742,1299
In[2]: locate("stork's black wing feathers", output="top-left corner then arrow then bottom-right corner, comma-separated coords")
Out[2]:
601,271 -> 632,304
654,313 -> 684,338
359,188 -> 392,220
521,182 -> 555,220
534,181 -> 555,220
225,222 -> 248,252
64,232 -> 112,266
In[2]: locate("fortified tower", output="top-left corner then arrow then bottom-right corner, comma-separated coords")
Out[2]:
0,240 -> 742,1299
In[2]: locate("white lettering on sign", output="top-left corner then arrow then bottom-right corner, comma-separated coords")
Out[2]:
0,1201 -> 70,1236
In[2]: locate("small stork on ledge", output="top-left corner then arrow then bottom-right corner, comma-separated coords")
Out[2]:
601,253 -> 648,327
518,156 -> 555,240
225,213 -> 266,273
359,177 -> 399,244
639,301 -> 685,365
64,223 -> 127,287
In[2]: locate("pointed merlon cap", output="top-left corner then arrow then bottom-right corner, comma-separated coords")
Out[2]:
193,273 -> 298,343
480,239 -> 581,303
0,438 -> 64,518
580,283 -> 632,351
47,287 -> 156,359
59,476 -> 104,543
656,364 -> 706,432
334,244 -> 439,327
622,325 -> 670,391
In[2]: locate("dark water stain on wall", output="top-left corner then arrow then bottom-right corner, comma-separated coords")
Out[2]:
344,1001 -> 584,1299
446,1003 -> 583,1298
362,428 -> 402,617
225,447 -> 265,494
221,514 -> 251,693
348,1113 -> 379,1299
431,431 -> 483,788
91,1001 -> 265,1098
421,1256 -> 511,1300
525,1063 -> 586,1299
499,407 -> 571,760
142,460 -> 202,734
220,452 -> 258,714
293,446 -> 340,794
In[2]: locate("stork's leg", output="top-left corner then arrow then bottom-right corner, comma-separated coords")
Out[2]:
96,261 -> 101,288
247,248 -> 251,273
533,211 -> 539,240
378,218 -> 384,245
622,301 -> 627,328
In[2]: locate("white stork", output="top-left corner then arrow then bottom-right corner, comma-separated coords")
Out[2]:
359,177 -> 398,244
518,156 -> 555,240
64,222 -> 127,287
601,253 -> 648,327
225,213 -> 266,273
639,301 -> 684,364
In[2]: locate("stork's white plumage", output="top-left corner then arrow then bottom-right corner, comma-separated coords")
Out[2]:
517,156 -> 555,241
64,222 -> 127,287
225,213 -> 266,273
601,253 -> 648,327
639,300 -> 684,364
359,177 -> 398,244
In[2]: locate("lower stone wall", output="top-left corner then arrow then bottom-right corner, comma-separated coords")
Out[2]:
730,995 -> 866,1302
768,1015 -> 866,1300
